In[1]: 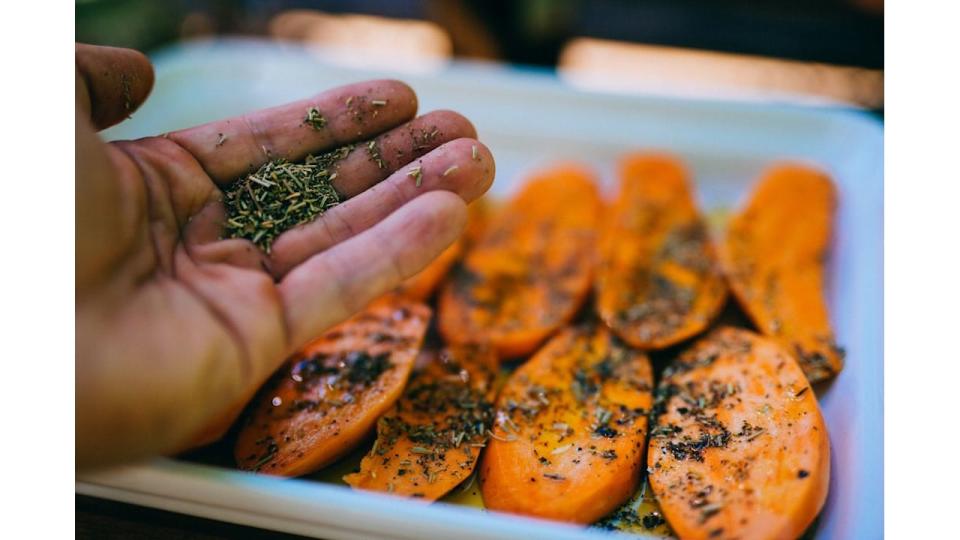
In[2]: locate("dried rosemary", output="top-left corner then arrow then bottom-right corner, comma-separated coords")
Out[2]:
222,145 -> 352,252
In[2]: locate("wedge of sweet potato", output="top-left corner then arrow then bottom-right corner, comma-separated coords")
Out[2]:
721,164 -> 843,382
234,295 -> 431,476
479,325 -> 653,523
344,344 -> 498,500
596,154 -> 727,349
439,166 -> 601,358
648,327 -> 829,540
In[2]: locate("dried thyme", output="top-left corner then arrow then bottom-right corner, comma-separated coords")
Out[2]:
304,107 -> 327,130
222,146 -> 352,252
407,164 -> 423,187
367,140 -> 386,169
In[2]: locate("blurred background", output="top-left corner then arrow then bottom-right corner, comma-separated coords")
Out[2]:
76,0 -> 883,110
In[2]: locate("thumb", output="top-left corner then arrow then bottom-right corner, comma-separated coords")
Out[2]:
76,43 -> 155,131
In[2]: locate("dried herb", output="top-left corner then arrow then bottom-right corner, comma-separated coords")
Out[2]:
289,349 -> 392,396
252,435 -> 278,470
642,512 -> 667,529
304,107 -> 327,130
368,140 -> 386,169
699,502 -> 724,523
407,164 -> 423,187
222,146 -> 351,252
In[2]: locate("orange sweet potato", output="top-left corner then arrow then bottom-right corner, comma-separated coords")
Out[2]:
439,166 -> 601,358
596,154 -> 727,349
720,164 -> 843,382
648,327 -> 829,540
479,325 -> 653,523
234,295 -> 431,476
344,344 -> 498,500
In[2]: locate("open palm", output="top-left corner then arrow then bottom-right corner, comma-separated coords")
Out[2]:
75,44 -> 494,469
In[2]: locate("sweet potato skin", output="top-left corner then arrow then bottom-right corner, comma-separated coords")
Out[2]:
721,164 -> 843,382
648,327 -> 830,540
597,154 -> 727,349
479,325 -> 653,523
344,344 -> 498,500
439,166 -> 601,358
234,296 -> 431,476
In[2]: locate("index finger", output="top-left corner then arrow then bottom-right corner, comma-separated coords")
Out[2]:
167,79 -> 418,184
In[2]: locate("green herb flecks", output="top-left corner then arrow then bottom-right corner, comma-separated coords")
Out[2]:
304,107 -> 327,130
408,164 -> 423,187
223,146 -> 351,252
368,140 -> 386,169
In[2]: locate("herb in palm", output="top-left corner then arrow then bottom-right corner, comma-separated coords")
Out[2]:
223,146 -> 352,252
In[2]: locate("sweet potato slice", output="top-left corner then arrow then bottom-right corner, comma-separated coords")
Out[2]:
596,154 -> 727,349
234,295 -> 431,476
344,344 -> 498,500
721,164 -> 843,382
479,325 -> 653,523
648,327 -> 829,540
439,166 -> 601,357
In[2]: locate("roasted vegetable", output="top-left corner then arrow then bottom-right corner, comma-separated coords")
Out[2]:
234,295 -> 431,476
344,344 -> 498,500
439,166 -> 601,357
648,327 -> 829,540
596,154 -> 727,349
721,164 -> 843,382
479,325 -> 653,523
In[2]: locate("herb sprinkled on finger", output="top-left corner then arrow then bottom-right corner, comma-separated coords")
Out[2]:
304,107 -> 327,130
408,164 -> 424,187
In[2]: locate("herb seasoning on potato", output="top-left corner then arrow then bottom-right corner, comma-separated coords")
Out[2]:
596,154 -> 727,349
479,324 -> 653,523
234,295 -> 431,476
648,327 -> 829,540
344,344 -> 498,500
439,166 -> 601,358
721,164 -> 844,382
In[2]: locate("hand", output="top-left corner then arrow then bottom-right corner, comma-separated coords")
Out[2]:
75,44 -> 494,469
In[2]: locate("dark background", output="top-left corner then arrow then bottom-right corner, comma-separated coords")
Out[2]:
77,0 -> 883,68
